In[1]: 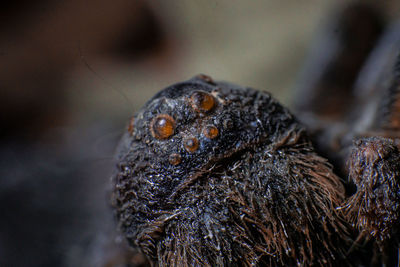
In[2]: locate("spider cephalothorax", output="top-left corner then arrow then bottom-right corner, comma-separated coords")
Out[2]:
112,75 -> 348,266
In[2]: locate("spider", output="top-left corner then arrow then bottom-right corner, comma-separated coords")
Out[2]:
111,3 -> 400,266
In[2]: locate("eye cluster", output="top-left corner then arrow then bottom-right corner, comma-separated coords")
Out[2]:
147,90 -> 221,166
127,74 -> 228,171
125,75 -> 287,175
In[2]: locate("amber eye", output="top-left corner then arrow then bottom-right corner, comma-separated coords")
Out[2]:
127,116 -> 135,135
203,125 -> 219,139
190,91 -> 215,113
150,114 -> 175,140
184,137 -> 199,153
169,153 -> 182,165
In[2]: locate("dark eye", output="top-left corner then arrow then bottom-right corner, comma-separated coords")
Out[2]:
169,153 -> 182,165
183,137 -> 199,153
190,91 -> 215,113
150,114 -> 176,140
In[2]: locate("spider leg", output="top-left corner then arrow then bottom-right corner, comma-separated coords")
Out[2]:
373,51 -> 400,138
294,2 -> 384,121
345,137 -> 400,265
341,26 -> 400,265
293,2 -> 385,177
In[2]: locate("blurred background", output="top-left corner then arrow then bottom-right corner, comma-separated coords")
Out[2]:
0,0 -> 398,266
